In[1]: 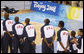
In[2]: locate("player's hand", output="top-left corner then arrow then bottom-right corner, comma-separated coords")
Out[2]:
19,38 -> 24,42
50,42 -> 53,46
73,38 -> 78,45
64,48 -> 68,52
47,44 -> 51,47
31,42 -> 35,46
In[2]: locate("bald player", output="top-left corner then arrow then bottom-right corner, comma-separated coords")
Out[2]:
2,13 -> 14,53
12,17 -> 24,53
41,19 -> 55,53
23,18 -> 36,53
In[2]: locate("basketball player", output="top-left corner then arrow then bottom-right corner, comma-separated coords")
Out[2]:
12,16 -> 24,53
57,21 -> 70,53
23,18 -> 36,53
41,19 -> 55,53
2,13 -> 14,53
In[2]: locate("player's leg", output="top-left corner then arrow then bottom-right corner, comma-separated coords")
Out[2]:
2,33 -> 9,53
8,36 -> 13,53
42,40 -> 48,53
23,38 -> 29,53
12,36 -> 19,53
19,40 -> 24,53
29,42 -> 36,53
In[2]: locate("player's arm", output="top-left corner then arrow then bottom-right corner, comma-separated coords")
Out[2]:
41,26 -> 49,47
43,37 -> 49,47
6,30 -> 13,38
59,41 -> 65,49
31,29 -> 36,45
65,35 -> 70,49
57,31 -> 65,49
51,30 -> 56,45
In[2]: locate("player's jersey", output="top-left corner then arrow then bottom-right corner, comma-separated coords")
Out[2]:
57,28 -> 70,51
78,38 -> 83,53
23,24 -> 36,42
76,36 -> 83,53
41,24 -> 55,42
12,22 -> 24,38
3,18 -> 13,32
1,20 -> 4,36
69,37 -> 78,51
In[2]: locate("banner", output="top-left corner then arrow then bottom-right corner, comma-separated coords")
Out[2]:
30,1 -> 60,16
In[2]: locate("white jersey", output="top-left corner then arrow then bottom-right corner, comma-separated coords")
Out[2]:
57,30 -> 69,51
15,24 -> 24,35
44,25 -> 54,38
6,20 -> 13,32
25,25 -> 35,37
1,20 -> 4,36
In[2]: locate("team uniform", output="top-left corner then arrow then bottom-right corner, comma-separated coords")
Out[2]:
69,36 -> 78,53
12,22 -> 24,53
23,24 -> 36,53
57,28 -> 70,53
1,19 -> 4,38
2,18 -> 13,53
41,24 -> 55,53
76,36 -> 83,53
1,19 -> 4,51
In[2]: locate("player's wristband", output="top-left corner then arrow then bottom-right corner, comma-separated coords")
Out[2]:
3,31 -> 6,33
23,37 -> 27,41
12,34 -> 14,36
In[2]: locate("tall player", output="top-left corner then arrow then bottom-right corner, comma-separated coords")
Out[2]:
23,18 -> 36,53
2,13 -> 14,53
57,21 -> 70,53
12,16 -> 24,53
41,19 -> 55,53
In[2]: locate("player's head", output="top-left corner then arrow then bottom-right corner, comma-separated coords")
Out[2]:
44,18 -> 50,24
4,13 -> 9,19
78,29 -> 83,36
71,31 -> 76,37
25,18 -> 30,24
15,16 -> 19,22
58,21 -> 64,28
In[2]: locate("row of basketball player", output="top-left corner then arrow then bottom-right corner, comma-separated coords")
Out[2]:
1,13 -> 83,53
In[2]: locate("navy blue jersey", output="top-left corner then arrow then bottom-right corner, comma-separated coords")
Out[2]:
23,24 -> 36,42
41,24 -> 55,43
69,37 -> 78,51
12,22 -> 24,39
57,28 -> 70,51
3,18 -> 13,32
76,36 -> 83,49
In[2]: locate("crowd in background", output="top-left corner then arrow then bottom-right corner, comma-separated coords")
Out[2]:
48,1 -> 83,8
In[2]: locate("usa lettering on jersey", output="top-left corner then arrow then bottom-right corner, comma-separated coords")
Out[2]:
60,30 -> 69,47
44,25 -> 54,38
15,24 -> 24,35
25,25 -> 35,37
6,20 -> 13,32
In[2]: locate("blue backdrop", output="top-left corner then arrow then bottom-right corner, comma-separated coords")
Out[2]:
30,1 -> 60,16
